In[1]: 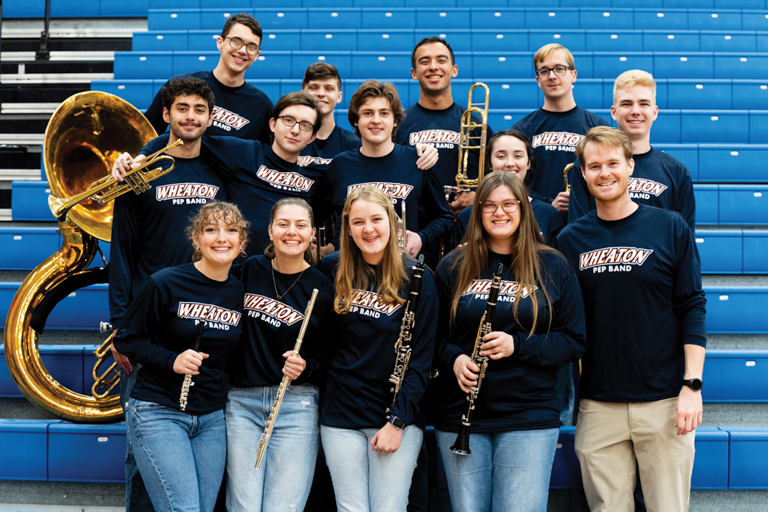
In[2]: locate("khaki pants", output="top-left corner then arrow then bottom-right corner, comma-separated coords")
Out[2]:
574,397 -> 695,512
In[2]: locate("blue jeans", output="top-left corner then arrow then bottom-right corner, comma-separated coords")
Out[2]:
225,384 -> 320,512
436,427 -> 559,512
320,424 -> 423,512
127,398 -> 226,512
121,365 -> 155,512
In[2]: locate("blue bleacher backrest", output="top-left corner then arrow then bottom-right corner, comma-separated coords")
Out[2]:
101,0 -> 148,17
693,184 -> 718,224
469,9 -> 526,30
681,111 -> 749,143
0,345 -> 20,397
361,9 -> 416,30
350,52 -> 411,80
0,283 -> 109,330
724,427 -> 768,489
743,231 -> 768,274
132,31 -> 188,52
715,54 -> 768,80
187,31 -> 219,52
147,9 -> 201,31
0,420 -> 49,481
743,11 -> 768,31
697,144 -> 767,182
253,9 -> 308,30
748,111 -> 768,144
732,80 -> 768,110
415,8 -> 470,29
43,346 -> 86,396
550,427 -> 582,489
655,53 -> 716,80
593,53 -> 654,79
149,0 -> 198,9
572,80 -> 604,110
667,80 -> 732,110
691,427 -> 729,490
719,185 -> 768,225
48,422 -> 126,483
586,30 -> 643,53
300,30 -> 357,52
688,9 -> 742,31
695,229 -> 742,274
292,52 -> 353,80
335,110 -> 354,132
634,9 -> 688,30
0,227 -> 59,271
198,9 -> 242,30
525,9 -> 580,30
487,111 -> 527,130
479,80 -> 539,110
580,9 -> 634,30
113,52 -> 173,80
472,53 -> 532,80
358,30 -> 415,52
650,110 -> 681,144
306,9 -> 362,30
250,79 -> 281,105
172,52 -> 218,76
703,351 -> 768,402
529,30 -> 587,53
702,31 -> 758,53
644,31 -> 700,52
704,287 -> 768,333
90,80 -> 154,111
655,144 -> 698,178
470,30 -> 527,53
414,31 -> 471,54
249,52 -> 293,81
11,181 -> 53,222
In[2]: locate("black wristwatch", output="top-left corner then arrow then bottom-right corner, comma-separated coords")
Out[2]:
388,415 -> 406,430
683,378 -> 703,391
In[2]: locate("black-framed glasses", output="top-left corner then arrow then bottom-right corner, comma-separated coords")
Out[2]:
482,200 -> 520,214
535,65 -> 571,78
225,36 -> 260,54
278,115 -> 314,133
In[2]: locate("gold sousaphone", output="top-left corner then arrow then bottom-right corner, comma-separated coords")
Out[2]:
4,91 -> 180,422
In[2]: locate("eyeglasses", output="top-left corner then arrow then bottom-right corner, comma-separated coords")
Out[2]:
278,115 -> 314,133
225,36 -> 260,54
482,200 -> 520,214
535,65 -> 571,78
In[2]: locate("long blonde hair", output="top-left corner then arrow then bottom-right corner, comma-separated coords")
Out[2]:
334,186 -> 406,314
450,172 -> 555,335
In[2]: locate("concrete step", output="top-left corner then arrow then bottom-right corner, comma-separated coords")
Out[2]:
0,481 -> 123,510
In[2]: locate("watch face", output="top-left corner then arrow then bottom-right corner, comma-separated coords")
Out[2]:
686,378 -> 703,391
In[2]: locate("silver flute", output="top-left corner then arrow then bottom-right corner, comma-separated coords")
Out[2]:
179,320 -> 206,412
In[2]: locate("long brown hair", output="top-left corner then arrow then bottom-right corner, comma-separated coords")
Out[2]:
449,172 -> 555,335
334,186 -> 406,314
264,197 -> 315,264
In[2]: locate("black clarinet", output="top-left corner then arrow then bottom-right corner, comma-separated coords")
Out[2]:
386,254 -> 426,417
451,263 -> 504,455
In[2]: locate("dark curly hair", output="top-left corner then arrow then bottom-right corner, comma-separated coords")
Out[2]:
160,77 -> 215,113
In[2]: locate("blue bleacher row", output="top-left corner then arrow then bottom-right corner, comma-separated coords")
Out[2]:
93,77 -> 768,114
2,223 -> 767,275
136,28 -> 768,55
148,7 -> 768,33
0,414 -> 765,489
112,50 -> 768,82
1,345 -> 766,403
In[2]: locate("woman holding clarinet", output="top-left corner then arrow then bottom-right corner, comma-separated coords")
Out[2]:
113,201 -> 248,512
318,185 -> 438,512
434,172 -> 586,512
225,197 -> 335,512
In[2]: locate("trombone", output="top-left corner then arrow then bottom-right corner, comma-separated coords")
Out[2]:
446,82 -> 490,202
563,162 -> 574,193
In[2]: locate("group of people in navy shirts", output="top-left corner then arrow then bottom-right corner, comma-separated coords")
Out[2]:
106,12 -> 706,512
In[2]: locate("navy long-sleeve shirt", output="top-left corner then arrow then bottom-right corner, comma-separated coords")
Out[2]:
299,125 -> 360,165
557,205 -> 707,402
228,255 -> 335,388
317,252 -> 438,430
433,250 -> 585,433
568,147 -> 696,231
114,263 -> 244,415
144,70 -> 273,144
325,144 -> 452,251
108,153 -> 227,328
512,106 -> 609,203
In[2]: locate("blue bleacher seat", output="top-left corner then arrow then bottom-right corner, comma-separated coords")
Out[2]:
742,11 -> 768,31
263,30 -> 301,52
349,52 -> 412,80
649,110 -> 681,144
698,144 -> 768,182
688,9 -> 743,31
529,30 -> 587,53
306,9 -> 362,30
719,185 -> 768,225
655,53 -> 716,79
247,79 -> 280,104
749,111 -> 768,143
733,80 -> 768,110
113,51 -> 174,80
693,184 -> 719,224
472,53 -> 533,80
147,9 -> 201,31
149,0 -> 198,9
469,9 -> 526,30
705,287 -> 768,333
691,427 -> 729,490
247,52 -> 293,81
300,30 -> 357,52
667,80 -> 732,110
655,144 -> 698,177
187,30 -> 219,52
695,229 -> 743,274
550,427 -> 582,489
634,9 -> 689,30
414,30 -> 471,53
701,31 -> 758,53
198,9 -> 243,30
743,231 -> 768,274
48,422 -> 126,483
90,79 -> 152,111
358,30 -> 415,52
0,227 -> 59,271
132,31 -> 188,52
172,51 -> 217,76
477,80 -> 540,110
487,110 -> 527,130
471,30 -> 528,53
704,351 -> 768,402
586,30 -> 643,52
253,9 -> 308,30
724,427 -> 768,489
415,8 -> 470,29
681,110 -> 749,143
525,9 -> 581,30
0,283 -> 109,330
303,0 -> 352,6
101,0 -> 148,17
44,346 -> 87,396
361,9 -> 416,30
715,53 -> 768,80
572,79 -> 605,110
51,0 -> 99,17
643,30 -> 700,52
278,79 -> 303,101
0,420 -> 49,481
579,9 -> 635,30
11,181 -> 53,221
593,52 -> 654,79
292,52 -> 353,80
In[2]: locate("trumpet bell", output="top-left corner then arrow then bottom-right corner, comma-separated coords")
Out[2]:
44,91 -> 157,242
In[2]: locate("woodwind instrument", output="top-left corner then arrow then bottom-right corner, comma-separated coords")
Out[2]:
179,320 -> 206,412
451,263 -> 504,455
386,254 -> 425,417
255,289 -> 319,469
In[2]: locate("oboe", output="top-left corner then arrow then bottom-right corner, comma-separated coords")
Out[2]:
179,320 -> 206,412
255,288 -> 319,469
451,263 -> 504,455
386,254 -> 425,417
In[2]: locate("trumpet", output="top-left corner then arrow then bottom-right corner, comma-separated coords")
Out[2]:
445,82 -> 490,203
48,138 -> 183,222
451,263 -> 504,455
256,289 -> 319,469
563,162 -> 574,193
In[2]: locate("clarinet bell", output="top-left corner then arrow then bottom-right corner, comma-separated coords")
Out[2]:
450,426 -> 471,455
